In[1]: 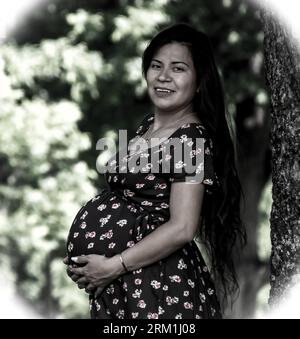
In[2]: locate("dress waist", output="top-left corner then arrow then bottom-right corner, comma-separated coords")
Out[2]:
98,187 -> 165,228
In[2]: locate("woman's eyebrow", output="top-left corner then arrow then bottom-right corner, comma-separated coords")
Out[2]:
152,58 -> 190,67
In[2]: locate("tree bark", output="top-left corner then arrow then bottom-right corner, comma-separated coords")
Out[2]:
263,9 -> 300,307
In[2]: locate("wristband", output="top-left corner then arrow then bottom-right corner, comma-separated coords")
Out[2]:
119,253 -> 129,272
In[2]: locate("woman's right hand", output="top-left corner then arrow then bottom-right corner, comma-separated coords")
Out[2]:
63,256 -> 86,289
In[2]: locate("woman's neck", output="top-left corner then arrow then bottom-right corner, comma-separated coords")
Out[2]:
152,106 -> 196,131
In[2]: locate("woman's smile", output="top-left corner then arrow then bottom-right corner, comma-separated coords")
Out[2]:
154,86 -> 176,97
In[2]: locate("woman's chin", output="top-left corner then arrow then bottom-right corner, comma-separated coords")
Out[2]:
152,103 -> 177,113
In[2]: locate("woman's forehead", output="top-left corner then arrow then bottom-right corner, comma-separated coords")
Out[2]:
153,42 -> 193,63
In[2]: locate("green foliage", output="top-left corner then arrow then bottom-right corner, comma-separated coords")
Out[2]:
2,39 -> 105,103
112,3 -> 170,43
255,282 -> 271,318
51,258 -> 89,318
0,44 -> 97,317
258,179 -> 272,261
255,180 -> 272,317
66,9 -> 105,43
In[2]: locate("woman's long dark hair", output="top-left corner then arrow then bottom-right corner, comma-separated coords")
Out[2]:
142,23 -> 246,306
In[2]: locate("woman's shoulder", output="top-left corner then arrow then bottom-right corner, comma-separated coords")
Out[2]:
171,121 -> 209,139
169,121 -> 214,155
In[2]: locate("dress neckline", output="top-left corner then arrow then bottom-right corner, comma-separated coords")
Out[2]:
138,113 -> 205,139
129,114 -> 206,157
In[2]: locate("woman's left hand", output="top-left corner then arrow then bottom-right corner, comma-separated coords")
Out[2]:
70,254 -> 122,297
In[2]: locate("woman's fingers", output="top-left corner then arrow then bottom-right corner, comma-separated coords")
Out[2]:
67,266 -> 80,281
66,266 -> 74,278
69,266 -> 84,276
64,257 -> 85,285
85,283 -> 95,294
76,276 -> 88,285
71,274 -> 80,282
62,256 -> 69,265
95,287 -> 103,298
76,276 -> 88,289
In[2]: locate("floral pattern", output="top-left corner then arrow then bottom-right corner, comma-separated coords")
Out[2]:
66,113 -> 221,319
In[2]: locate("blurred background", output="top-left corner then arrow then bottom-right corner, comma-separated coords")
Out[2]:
0,0 -> 273,318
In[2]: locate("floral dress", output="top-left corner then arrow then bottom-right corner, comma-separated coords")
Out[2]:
66,113 -> 222,319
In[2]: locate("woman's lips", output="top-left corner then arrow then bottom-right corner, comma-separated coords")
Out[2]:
154,87 -> 175,97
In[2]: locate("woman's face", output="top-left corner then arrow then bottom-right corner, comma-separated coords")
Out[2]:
146,42 -> 197,115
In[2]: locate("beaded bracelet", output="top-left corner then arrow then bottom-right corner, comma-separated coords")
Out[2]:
119,253 -> 129,273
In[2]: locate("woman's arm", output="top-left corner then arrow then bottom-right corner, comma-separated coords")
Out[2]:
117,181 -> 205,273
69,182 -> 205,294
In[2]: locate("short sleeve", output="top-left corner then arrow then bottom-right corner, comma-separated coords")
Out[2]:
165,124 -> 215,185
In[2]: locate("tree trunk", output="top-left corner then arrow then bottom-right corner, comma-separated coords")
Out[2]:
263,9 -> 300,307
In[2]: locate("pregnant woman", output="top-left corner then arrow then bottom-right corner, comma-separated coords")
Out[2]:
64,23 -> 245,319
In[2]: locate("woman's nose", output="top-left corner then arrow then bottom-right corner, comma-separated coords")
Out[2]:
157,68 -> 171,82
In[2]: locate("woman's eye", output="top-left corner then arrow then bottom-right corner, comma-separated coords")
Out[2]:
173,67 -> 184,72
151,63 -> 160,70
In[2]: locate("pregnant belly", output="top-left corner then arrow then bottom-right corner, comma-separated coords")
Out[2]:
66,189 -> 158,264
